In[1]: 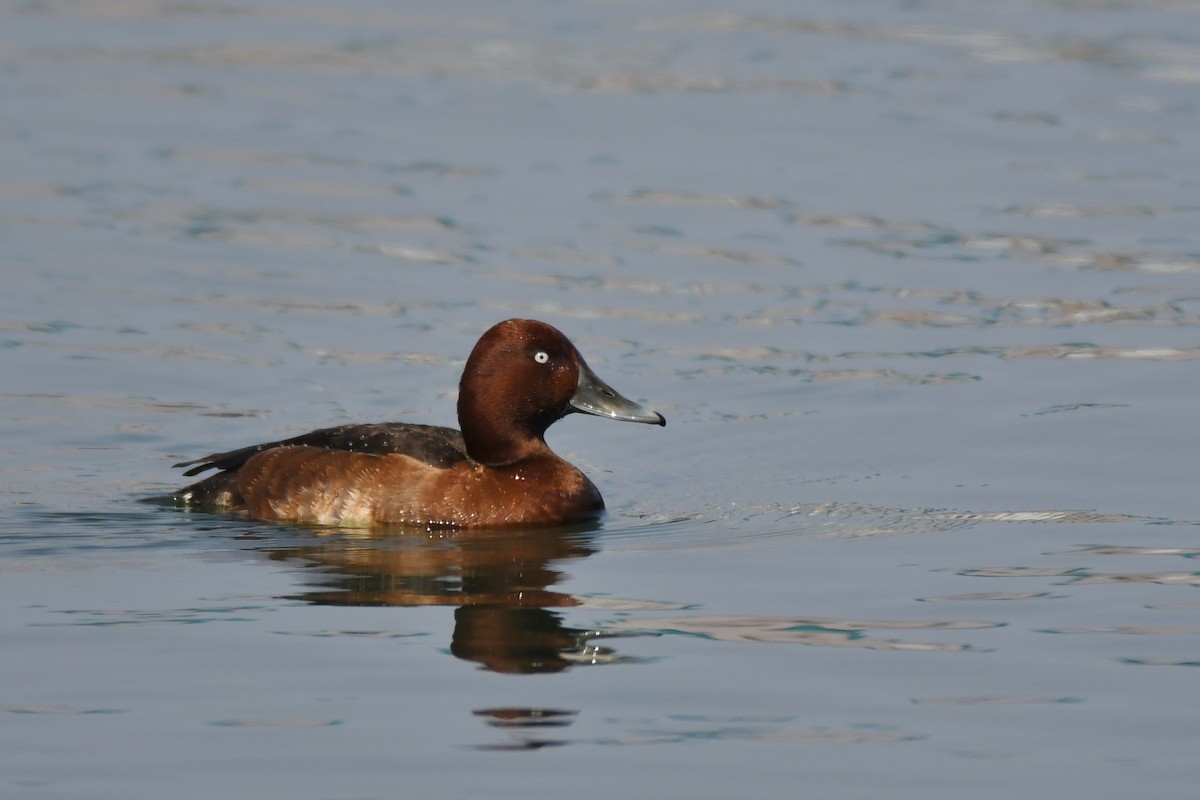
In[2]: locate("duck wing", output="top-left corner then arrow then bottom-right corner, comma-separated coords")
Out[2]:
174,422 -> 468,476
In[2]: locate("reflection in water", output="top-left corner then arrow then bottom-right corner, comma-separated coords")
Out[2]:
259,523 -> 641,674
452,607 -> 640,674
472,708 -> 577,751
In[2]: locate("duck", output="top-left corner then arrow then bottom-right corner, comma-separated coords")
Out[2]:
173,318 -> 665,527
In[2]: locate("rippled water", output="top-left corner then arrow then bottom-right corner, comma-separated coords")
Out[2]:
3,1 -> 1199,798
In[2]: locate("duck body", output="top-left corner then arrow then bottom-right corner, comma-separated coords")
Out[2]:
174,319 -> 664,527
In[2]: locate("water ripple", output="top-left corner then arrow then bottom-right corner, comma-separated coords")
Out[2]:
611,615 -> 996,652
911,695 -> 1082,706
602,502 -> 1195,554
2,705 -> 125,715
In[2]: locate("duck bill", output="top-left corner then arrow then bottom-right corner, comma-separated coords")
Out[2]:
569,362 -> 666,426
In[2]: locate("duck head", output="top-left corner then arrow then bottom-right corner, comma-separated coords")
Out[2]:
457,319 -> 665,466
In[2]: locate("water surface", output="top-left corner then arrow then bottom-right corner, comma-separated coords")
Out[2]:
3,2 -> 1199,798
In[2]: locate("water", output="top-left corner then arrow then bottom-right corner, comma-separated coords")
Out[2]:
3,1 -> 1199,797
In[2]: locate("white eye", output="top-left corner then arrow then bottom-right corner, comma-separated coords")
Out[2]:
533,351 -> 550,364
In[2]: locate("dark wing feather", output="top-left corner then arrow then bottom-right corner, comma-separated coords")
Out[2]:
174,423 -> 468,476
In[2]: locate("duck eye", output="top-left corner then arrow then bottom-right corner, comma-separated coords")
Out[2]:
533,351 -> 550,365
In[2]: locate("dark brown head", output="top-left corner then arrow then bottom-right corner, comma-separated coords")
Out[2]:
457,319 -> 664,466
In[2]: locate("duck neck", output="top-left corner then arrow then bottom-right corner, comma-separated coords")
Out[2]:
457,387 -> 556,467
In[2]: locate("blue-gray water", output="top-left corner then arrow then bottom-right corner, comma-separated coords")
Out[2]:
3,2 -> 1199,798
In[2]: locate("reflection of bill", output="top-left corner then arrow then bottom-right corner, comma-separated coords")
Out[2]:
265,523 -> 642,673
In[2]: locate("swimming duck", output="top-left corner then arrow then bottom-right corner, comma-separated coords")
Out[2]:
174,319 -> 665,527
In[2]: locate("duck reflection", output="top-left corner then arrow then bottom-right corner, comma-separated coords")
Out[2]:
259,522 -> 632,674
